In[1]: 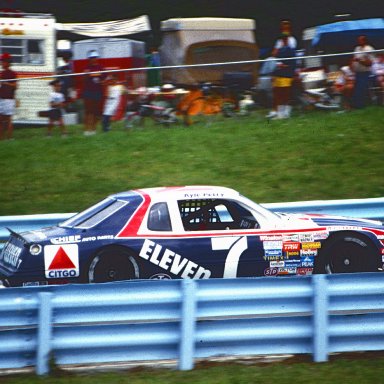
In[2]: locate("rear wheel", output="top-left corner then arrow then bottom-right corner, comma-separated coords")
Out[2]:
315,233 -> 380,274
88,246 -> 139,283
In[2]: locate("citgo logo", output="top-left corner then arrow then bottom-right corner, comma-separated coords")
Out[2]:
44,244 -> 79,278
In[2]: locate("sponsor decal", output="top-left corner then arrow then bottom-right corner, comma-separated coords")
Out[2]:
263,255 -> 284,261
260,235 -> 283,241
264,268 -> 278,276
284,234 -> 299,242
284,259 -> 301,267
300,249 -> 318,256
149,273 -> 172,280
283,242 -> 301,252
51,235 -> 81,244
82,236 -> 96,242
23,281 -> 48,287
44,244 -> 80,279
263,241 -> 283,250
297,268 -> 313,275
313,232 -> 329,240
96,235 -> 114,240
299,233 -> 314,242
327,226 -> 359,231
1,243 -> 23,268
139,239 -> 211,279
270,261 -> 285,268
278,267 -> 297,275
285,251 -> 300,258
301,242 -> 321,250
264,249 -> 283,258
81,235 -> 114,242
301,256 -> 314,267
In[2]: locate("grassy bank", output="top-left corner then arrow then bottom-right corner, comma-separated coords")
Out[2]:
2,354 -> 384,383
0,107 -> 383,215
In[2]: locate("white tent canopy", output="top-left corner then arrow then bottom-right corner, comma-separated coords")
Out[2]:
55,15 -> 151,37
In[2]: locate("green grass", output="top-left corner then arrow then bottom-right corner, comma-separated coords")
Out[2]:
0,108 -> 383,380
2,354 -> 384,383
0,106 -> 383,216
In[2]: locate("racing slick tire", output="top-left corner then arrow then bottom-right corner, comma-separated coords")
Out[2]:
88,246 -> 140,283
314,232 -> 380,274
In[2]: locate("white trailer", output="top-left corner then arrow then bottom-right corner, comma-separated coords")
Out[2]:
0,12 -> 57,124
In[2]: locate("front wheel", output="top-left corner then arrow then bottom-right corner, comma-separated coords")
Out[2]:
88,246 -> 139,283
315,233 -> 380,274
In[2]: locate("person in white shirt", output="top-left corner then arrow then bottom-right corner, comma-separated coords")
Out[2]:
371,52 -> 384,105
47,79 -> 67,137
351,35 -> 375,108
102,74 -> 125,132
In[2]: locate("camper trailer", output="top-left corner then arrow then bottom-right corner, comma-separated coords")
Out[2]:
159,17 -> 259,87
72,37 -> 147,93
0,12 -> 56,124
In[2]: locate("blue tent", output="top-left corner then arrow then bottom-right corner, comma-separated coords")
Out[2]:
312,18 -> 384,48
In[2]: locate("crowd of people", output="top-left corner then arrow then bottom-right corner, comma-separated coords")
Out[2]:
0,19 -> 382,139
264,20 -> 383,119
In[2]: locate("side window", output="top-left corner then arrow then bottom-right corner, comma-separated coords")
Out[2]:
0,38 -> 45,64
179,199 -> 260,231
147,202 -> 172,231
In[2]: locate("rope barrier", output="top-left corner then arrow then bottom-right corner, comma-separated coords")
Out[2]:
1,48 -> 382,83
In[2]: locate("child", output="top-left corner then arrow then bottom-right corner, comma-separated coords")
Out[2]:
102,74 -> 124,132
47,79 -> 67,137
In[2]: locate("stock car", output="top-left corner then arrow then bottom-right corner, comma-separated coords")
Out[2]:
0,186 -> 384,287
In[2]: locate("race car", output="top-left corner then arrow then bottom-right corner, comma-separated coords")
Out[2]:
1,186 -> 383,287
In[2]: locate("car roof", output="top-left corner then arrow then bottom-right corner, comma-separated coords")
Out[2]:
112,186 -> 241,201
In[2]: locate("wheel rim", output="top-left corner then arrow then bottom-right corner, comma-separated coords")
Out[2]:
326,237 -> 378,274
89,252 -> 139,283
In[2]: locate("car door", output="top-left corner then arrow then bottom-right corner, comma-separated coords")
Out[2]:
142,197 -> 270,279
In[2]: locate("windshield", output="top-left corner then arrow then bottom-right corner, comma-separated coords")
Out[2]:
60,198 -> 127,229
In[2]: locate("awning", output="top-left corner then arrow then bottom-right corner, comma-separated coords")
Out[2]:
55,15 -> 151,37
312,18 -> 384,46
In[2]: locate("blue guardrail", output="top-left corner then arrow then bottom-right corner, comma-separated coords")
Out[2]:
0,273 -> 383,375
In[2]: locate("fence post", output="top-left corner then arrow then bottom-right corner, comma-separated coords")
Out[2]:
312,274 -> 329,362
179,279 -> 197,370
36,292 -> 53,375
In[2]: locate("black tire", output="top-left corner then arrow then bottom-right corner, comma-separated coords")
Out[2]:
88,246 -> 139,283
315,233 -> 380,274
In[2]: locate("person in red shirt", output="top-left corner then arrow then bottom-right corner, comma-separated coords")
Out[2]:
0,52 -> 17,140
82,50 -> 106,136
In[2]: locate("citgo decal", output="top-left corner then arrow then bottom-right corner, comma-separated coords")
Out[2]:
44,244 -> 80,279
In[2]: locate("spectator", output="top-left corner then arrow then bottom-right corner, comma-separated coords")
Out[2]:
269,34 -> 296,119
102,74 -> 125,132
334,62 -> 355,111
371,52 -> 384,105
82,50 -> 106,136
351,35 -> 375,109
47,79 -> 67,138
267,20 -> 297,118
57,50 -> 74,108
272,19 -> 297,55
146,47 -> 161,87
0,52 -> 17,140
